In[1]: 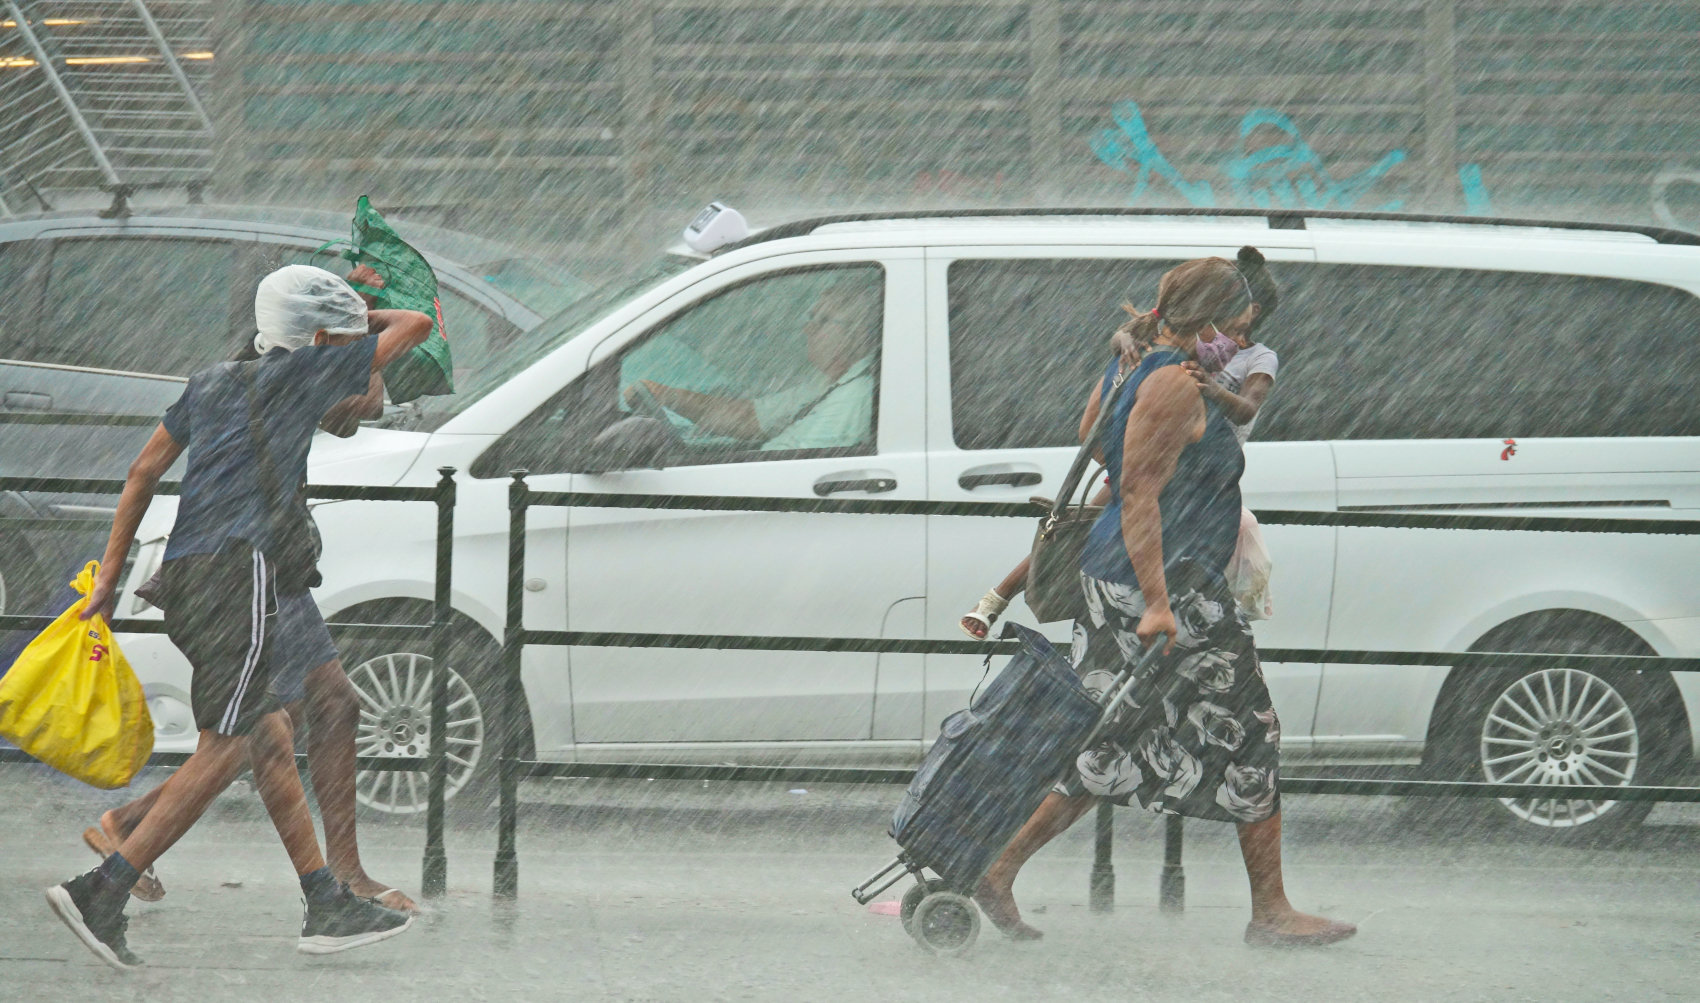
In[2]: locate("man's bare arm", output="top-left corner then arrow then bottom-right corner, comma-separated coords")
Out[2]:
84,424 -> 184,621
320,372 -> 385,438
367,309 -> 433,371
626,379 -> 761,439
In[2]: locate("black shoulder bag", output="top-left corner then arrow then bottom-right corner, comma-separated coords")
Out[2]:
240,362 -> 323,592
1024,364 -> 1130,623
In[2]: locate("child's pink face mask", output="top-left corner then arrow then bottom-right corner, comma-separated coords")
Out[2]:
1194,326 -> 1240,373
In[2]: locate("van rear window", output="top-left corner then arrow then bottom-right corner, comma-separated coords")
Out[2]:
1257,265 -> 1700,441
947,258 -> 1700,446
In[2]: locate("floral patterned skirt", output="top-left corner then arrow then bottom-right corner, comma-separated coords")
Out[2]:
1054,570 -> 1282,825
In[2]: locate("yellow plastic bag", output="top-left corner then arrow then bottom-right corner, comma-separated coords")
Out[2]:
0,561 -> 153,788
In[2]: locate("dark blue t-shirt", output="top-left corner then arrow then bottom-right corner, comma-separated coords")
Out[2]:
161,338 -> 375,562
1080,350 -> 1243,589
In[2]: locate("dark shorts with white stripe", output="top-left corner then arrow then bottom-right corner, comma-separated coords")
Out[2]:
161,540 -> 281,736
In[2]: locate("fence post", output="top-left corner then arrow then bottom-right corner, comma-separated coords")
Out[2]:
1089,800 -> 1115,912
493,469 -> 529,898
1159,814 -> 1185,912
421,466 -> 456,898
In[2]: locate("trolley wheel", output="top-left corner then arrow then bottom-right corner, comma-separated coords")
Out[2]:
899,879 -> 943,935
910,892 -> 980,955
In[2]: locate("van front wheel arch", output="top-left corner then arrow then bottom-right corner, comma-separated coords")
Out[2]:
329,599 -> 531,817
1424,610 -> 1686,842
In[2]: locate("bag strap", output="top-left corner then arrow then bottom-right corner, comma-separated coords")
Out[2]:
236,361 -> 301,548
1047,362 -> 1131,527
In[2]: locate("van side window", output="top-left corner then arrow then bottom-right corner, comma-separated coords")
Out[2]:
947,258 -> 1178,450
0,242 -> 40,352
1254,265 -> 1700,440
477,264 -> 884,476
41,238 -> 243,375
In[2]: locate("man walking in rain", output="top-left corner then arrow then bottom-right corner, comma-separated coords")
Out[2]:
45,266 -> 430,970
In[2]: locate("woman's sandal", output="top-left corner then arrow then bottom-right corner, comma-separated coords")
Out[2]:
82,824 -> 165,902
1243,919 -> 1357,948
958,590 -> 1011,640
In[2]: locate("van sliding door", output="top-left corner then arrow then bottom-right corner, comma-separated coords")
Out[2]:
923,243 -> 1330,750
1297,243 -> 1700,761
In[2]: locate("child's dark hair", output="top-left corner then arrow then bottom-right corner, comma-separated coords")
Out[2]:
1236,246 -> 1280,333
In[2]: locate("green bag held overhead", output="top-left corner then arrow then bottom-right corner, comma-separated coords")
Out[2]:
345,195 -> 452,403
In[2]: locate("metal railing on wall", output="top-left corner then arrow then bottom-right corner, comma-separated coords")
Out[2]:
0,469 -> 459,898
493,469 -> 1700,911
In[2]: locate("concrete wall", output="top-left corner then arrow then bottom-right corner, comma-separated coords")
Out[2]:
208,0 -> 1700,267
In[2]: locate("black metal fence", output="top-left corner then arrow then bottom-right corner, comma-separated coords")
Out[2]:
7,462 -> 1700,913
493,469 -> 1700,911
0,470 -> 459,898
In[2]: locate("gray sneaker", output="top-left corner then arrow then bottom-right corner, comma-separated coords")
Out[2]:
46,871 -> 144,970
298,883 -> 413,955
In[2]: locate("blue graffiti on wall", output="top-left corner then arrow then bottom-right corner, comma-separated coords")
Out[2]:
1091,100 -> 1493,214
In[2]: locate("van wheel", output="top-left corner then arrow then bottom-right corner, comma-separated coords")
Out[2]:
334,613 -> 519,817
1430,614 -> 1682,842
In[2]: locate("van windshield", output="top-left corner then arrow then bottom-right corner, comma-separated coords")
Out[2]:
397,254 -> 697,432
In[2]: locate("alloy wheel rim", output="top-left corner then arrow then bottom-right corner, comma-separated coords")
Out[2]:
1479,667 -> 1638,828
349,651 -> 484,815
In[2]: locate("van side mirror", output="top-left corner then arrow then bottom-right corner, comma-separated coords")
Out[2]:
581,416 -> 678,473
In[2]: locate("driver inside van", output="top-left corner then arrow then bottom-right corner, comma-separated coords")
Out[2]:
621,279 -> 880,451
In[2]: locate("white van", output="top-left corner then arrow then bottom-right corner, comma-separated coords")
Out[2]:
114,208 -> 1700,837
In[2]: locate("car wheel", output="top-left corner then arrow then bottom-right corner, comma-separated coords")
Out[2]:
335,619 -> 514,817
1432,615 -> 1682,842
1475,665 -> 1656,832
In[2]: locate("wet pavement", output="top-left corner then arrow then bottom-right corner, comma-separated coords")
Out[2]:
6,766 -> 1700,1001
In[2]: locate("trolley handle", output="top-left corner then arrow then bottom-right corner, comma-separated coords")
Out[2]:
1065,641 -> 1167,781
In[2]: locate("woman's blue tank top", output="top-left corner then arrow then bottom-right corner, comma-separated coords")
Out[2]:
1080,349 -> 1244,589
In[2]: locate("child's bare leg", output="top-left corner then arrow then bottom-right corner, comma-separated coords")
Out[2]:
247,708 -> 327,877
85,777 -> 172,900
114,730 -> 251,873
993,556 -> 1031,599
100,784 -> 162,841
303,660 -> 417,911
960,557 -> 1027,639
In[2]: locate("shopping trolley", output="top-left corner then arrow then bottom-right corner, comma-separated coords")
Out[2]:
852,621 -> 1162,954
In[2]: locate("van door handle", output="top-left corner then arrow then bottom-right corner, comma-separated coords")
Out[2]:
3,391 -> 52,410
958,470 -> 1042,490
813,475 -> 897,496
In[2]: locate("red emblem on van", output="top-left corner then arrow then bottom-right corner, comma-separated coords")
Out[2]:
1500,439 -> 1517,461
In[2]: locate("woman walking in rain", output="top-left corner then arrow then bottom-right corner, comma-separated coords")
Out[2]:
971,255 -> 1355,948
959,246 -> 1279,638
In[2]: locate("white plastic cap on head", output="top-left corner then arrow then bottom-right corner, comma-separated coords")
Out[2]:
252,264 -> 368,354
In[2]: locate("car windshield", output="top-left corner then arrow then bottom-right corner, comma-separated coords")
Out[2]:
472,257 -> 597,317
396,253 -> 698,432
